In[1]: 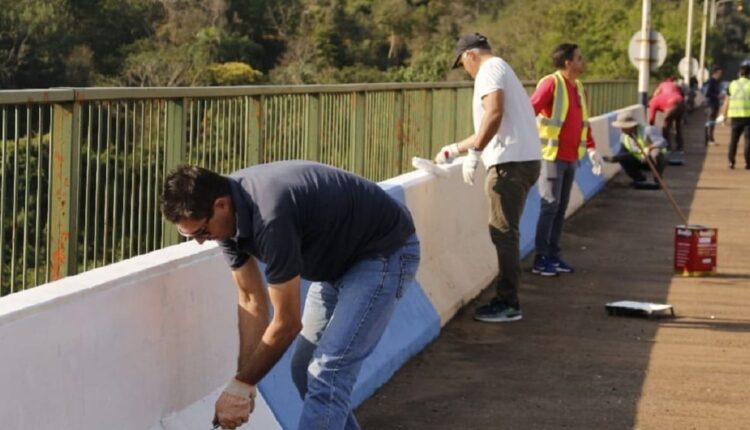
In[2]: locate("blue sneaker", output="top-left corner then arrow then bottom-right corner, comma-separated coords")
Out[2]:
532,255 -> 558,277
551,256 -> 575,273
473,298 -> 523,323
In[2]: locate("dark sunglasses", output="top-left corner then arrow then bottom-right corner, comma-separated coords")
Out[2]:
177,214 -> 213,240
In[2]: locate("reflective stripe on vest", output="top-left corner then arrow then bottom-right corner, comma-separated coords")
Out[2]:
728,78 -> 750,118
536,71 -> 590,161
620,126 -> 666,161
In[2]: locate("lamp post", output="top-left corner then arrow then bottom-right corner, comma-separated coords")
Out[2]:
639,0 -> 652,107
685,0 -> 695,83
699,0 -> 710,87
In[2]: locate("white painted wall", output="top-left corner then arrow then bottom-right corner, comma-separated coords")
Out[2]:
0,243 -> 275,430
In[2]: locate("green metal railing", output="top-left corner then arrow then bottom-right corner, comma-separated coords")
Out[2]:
0,80 -> 637,296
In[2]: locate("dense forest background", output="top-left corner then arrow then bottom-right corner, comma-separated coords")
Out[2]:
2,0 -> 750,89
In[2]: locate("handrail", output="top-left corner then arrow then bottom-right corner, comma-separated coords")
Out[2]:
0,80 -> 638,103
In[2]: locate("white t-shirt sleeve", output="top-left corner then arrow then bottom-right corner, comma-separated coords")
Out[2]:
475,60 -> 505,99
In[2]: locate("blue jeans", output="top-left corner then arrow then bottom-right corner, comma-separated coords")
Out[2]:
535,160 -> 576,258
290,233 -> 420,430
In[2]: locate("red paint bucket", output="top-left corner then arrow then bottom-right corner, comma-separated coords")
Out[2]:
674,225 -> 717,276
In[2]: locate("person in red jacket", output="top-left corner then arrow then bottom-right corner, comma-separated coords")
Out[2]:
529,43 -> 603,277
649,77 -> 686,153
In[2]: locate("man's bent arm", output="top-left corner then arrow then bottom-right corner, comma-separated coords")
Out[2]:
235,275 -> 303,386
454,90 -> 505,153
232,258 -> 271,371
472,90 -> 505,151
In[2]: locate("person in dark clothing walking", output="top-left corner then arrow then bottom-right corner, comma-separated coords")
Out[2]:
703,65 -> 723,146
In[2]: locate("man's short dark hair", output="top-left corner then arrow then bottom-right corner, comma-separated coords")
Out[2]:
160,165 -> 231,223
740,61 -> 750,77
710,65 -> 722,73
551,43 -> 579,69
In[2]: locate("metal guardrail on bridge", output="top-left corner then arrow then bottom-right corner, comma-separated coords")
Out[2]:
0,80 -> 637,296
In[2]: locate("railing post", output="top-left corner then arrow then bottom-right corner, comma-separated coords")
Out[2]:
247,95 -> 262,166
162,98 -> 186,247
306,94 -> 320,161
350,92 -> 366,176
394,90 -> 405,174
49,102 -> 81,281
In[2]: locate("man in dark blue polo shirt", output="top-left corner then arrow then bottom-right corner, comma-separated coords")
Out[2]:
160,161 -> 419,430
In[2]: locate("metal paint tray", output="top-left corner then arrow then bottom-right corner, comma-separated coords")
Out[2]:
605,300 -> 675,318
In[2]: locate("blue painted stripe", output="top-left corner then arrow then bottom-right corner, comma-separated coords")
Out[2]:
575,157 -> 607,200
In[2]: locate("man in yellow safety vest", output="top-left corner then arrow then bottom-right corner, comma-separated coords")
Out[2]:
529,43 -> 603,277
718,60 -> 750,169
607,111 -> 667,189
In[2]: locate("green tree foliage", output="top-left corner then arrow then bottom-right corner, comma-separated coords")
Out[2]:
205,62 -> 263,85
0,0 -> 73,88
1,0 -> 750,87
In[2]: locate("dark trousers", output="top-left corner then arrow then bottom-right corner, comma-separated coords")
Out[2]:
485,160 -> 541,309
705,104 -> 719,144
663,102 -> 686,151
728,117 -> 750,168
617,150 -> 666,182
535,159 -> 576,260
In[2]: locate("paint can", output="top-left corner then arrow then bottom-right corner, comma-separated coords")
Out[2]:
674,225 -> 717,276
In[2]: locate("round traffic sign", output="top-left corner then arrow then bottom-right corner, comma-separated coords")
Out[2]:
678,57 -> 700,79
628,30 -> 667,71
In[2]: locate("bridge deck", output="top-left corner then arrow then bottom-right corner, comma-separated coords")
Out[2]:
357,113 -> 750,429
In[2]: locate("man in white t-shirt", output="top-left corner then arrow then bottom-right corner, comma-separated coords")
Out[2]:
434,33 -> 542,323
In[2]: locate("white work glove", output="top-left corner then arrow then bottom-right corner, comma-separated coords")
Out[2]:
587,149 -> 603,176
214,378 -> 256,429
434,143 -> 460,164
716,114 -> 725,125
462,147 -> 482,185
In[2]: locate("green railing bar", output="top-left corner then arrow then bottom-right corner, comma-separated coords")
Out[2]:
22,106 -> 30,289
103,103 -> 112,266
82,105 -> 92,270
46,105 -> 55,282
163,98 -> 185,247
11,107 -> 19,292
0,108 -> 6,291
34,107 -> 42,286
49,102 -> 80,281
113,103 -> 121,263
93,105 -> 102,267
351,92 -> 366,176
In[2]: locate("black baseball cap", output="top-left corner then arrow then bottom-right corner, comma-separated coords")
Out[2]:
452,33 -> 492,69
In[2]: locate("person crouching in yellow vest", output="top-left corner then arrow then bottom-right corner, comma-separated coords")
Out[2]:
529,43 -> 603,277
718,60 -> 750,169
607,111 -> 667,189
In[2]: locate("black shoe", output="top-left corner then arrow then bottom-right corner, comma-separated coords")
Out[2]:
729,161 -> 735,169
633,180 -> 659,190
473,298 -> 523,323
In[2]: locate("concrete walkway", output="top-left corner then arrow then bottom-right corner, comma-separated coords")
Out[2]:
357,113 -> 750,430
